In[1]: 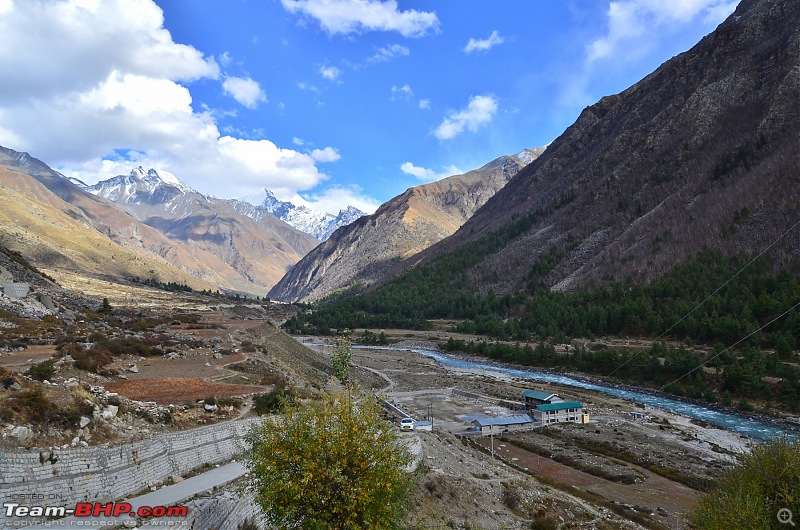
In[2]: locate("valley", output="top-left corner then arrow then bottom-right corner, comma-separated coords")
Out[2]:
0,0 -> 798,528
0,285 -> 758,528
0,242 -> 758,529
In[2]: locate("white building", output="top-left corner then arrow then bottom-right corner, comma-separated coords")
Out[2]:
469,414 -> 534,435
521,389 -> 563,408
531,401 -> 588,424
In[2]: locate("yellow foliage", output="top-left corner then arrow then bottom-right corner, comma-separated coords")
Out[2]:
245,389 -> 412,530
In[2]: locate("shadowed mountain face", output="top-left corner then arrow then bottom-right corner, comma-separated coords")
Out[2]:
268,149 -> 544,302
392,0 -> 800,297
86,167 -> 319,295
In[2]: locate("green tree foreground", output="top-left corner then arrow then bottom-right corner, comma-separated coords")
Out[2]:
331,340 -> 352,382
691,437 -> 800,529
245,391 -> 412,530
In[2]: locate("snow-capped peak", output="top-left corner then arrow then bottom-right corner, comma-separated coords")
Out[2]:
125,167 -> 192,193
254,188 -> 365,240
86,166 -> 196,207
157,169 -> 192,192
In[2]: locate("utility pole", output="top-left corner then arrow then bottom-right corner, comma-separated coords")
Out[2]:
490,431 -> 494,467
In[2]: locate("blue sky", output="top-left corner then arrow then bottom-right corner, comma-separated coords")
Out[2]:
0,0 -> 738,214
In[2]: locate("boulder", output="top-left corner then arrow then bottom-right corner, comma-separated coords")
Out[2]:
11,426 -> 34,443
101,405 -> 119,420
79,416 -> 92,428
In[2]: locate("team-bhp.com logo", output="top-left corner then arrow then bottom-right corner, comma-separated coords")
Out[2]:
4,501 -> 188,525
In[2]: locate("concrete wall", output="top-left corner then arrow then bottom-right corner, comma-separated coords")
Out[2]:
0,417 -> 261,518
474,422 -> 535,436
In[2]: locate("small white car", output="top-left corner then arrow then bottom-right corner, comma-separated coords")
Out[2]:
400,418 -> 415,431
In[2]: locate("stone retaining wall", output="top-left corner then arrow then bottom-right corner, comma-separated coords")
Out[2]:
0,417 -> 261,520
181,493 -> 262,530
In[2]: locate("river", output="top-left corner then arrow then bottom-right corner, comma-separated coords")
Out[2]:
349,344 -> 796,441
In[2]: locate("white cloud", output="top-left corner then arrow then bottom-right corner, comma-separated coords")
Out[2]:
0,0 -> 218,104
319,65 -> 342,82
311,147 -> 341,163
588,0 -> 739,63
463,30 -> 504,54
400,162 -> 462,183
367,43 -> 409,63
390,84 -> 413,101
297,81 -> 321,93
280,0 -> 439,38
218,51 -> 233,67
703,0 -> 739,23
433,94 -> 498,140
222,76 -> 267,108
0,0 -> 11,15
418,98 -> 431,110
292,137 -> 306,146
299,185 -> 381,215
0,0 -> 344,202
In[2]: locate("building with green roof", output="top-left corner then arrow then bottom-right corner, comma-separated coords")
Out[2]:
532,401 -> 588,424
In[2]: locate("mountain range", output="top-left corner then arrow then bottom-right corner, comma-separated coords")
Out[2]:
84,167 -> 319,294
255,190 -> 366,241
0,148 -> 321,296
386,0 -> 800,297
273,0 -> 799,308
3,0 -> 795,311
268,148 -> 544,302
0,147 -> 216,292
0,144 -> 530,301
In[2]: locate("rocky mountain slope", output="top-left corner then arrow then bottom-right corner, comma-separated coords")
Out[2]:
269,149 -> 544,302
86,168 -> 319,294
0,147 -> 312,295
393,0 -> 799,297
0,160 -> 216,293
243,189 -> 366,240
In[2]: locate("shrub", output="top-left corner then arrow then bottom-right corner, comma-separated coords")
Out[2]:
72,345 -> 113,373
246,391 -> 412,530
1,366 -> 19,389
217,397 -> 243,409
501,487 -> 522,512
26,358 -> 57,382
530,516 -> 559,530
9,388 -> 58,426
253,387 -> 295,415
691,437 -> 800,529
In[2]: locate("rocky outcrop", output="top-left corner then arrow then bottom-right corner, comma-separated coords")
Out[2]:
269,150 -> 543,302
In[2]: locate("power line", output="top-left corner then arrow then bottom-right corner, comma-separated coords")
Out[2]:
661,299 -> 800,391
607,216 -> 800,378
